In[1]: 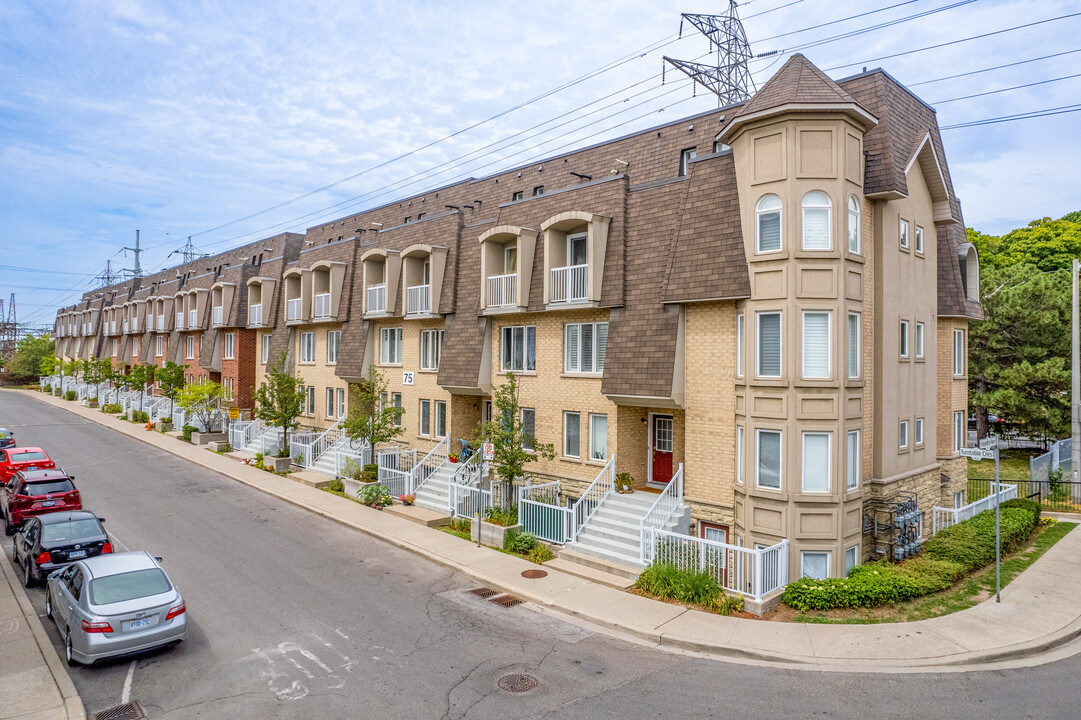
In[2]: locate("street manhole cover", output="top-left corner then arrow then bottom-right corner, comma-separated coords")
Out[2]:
498,673 -> 539,693
468,587 -> 499,598
95,701 -> 146,720
521,569 -> 547,579
489,594 -> 523,608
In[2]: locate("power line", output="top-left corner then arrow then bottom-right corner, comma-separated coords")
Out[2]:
930,72 -> 1081,105
940,102 -> 1081,130
908,47 -> 1081,87
752,0 -> 921,44
825,11 -> 1081,71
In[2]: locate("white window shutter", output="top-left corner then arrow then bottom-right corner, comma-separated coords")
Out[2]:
596,323 -> 608,371
566,324 -> 579,372
758,314 -> 781,377
802,312 -> 829,378
758,212 -> 781,252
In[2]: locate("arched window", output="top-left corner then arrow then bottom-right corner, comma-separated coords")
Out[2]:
801,191 -> 831,251
847,196 -> 861,254
756,195 -> 782,253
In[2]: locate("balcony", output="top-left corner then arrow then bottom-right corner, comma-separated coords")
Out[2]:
551,264 -> 588,304
175,312 -> 185,331
122,318 -> 129,333
286,297 -> 302,322
487,274 -> 517,308
406,284 -> 430,315
314,293 -> 331,319
367,284 -> 386,314
110,320 -> 117,335
131,317 -> 138,332
249,304 -> 263,326
213,305 -> 223,326
157,314 -> 165,330
146,315 -> 154,331
188,309 -> 198,328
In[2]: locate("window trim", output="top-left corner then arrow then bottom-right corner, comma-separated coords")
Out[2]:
847,312 -> 860,379
736,425 -> 744,485
755,428 -> 782,491
756,311 -> 782,379
915,225 -> 925,254
434,400 -> 447,438
899,419 -> 909,450
735,313 -> 744,378
953,410 -> 965,452
520,408 -> 536,452
847,195 -> 861,254
325,387 -> 335,419
678,147 -> 697,177
899,320 -> 910,359
915,417 -> 925,446
846,430 -> 860,491
845,544 -> 860,576
563,411 -> 581,459
419,399 -> 431,437
588,413 -> 608,461
801,550 -> 831,580
501,325 -> 537,373
299,331 -> 316,364
899,217 -> 910,250
953,329 -> 965,376
420,329 -> 443,371
801,310 -> 831,380
915,321 -> 925,360
223,332 -> 235,360
380,327 -> 403,366
261,334 -> 270,364
755,195 -> 783,254
801,431 -> 831,494
564,321 -> 608,374
327,330 -> 341,365
801,191 -> 832,251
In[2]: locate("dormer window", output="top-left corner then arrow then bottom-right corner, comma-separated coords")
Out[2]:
552,231 -> 588,303
212,287 -> 224,326
285,274 -> 303,322
248,282 -> 265,326
540,212 -> 611,308
480,226 -> 535,312
313,267 -> 331,319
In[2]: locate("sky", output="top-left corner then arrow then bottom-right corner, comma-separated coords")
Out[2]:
2,0 -> 1079,328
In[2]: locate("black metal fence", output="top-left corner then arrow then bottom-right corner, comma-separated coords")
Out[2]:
968,478 -> 1081,514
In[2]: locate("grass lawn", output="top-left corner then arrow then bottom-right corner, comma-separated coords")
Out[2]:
775,521 -> 1075,624
966,447 -> 1038,483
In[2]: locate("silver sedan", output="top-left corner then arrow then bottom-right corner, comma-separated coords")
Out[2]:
45,551 -> 187,666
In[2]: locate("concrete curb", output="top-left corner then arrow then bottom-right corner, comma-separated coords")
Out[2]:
0,542 -> 87,720
17,388 -> 1081,673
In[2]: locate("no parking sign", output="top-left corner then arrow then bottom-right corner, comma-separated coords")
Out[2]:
482,442 -> 494,461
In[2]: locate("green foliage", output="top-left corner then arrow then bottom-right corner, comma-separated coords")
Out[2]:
504,529 -> 539,553
128,364 -> 155,412
101,403 -> 123,414
343,365 -> 404,453
1000,497 -> 1041,523
64,390 -> 76,401
254,352 -> 305,453
4,334 -> 55,382
327,477 -> 344,493
527,544 -> 554,564
132,410 -> 149,424
275,448 -> 290,458
634,564 -> 742,615
82,359 -> 109,386
616,472 -> 635,491
357,483 -> 393,509
446,517 -> 471,534
182,424 -> 196,442
473,372 -> 556,493
157,361 -> 187,412
362,463 -> 378,482
784,504 -> 1040,612
178,381 -> 224,432
484,505 -> 519,527
976,215 -> 1081,272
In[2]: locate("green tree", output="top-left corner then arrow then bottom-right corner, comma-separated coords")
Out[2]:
82,359 -> 107,386
39,353 -> 59,378
987,216 -> 1081,271
968,262 -> 1071,444
253,352 -> 305,452
178,381 -> 225,433
343,364 -> 404,454
5,334 -> 55,381
157,361 -> 187,415
128,363 -> 156,412
61,359 -> 80,381
473,372 -> 555,494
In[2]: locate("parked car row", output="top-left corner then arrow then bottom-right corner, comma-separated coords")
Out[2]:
1,439 -> 187,666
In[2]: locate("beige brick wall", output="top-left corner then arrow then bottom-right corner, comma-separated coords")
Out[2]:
936,318 -> 969,456
292,323 -> 348,431
866,464 -> 941,541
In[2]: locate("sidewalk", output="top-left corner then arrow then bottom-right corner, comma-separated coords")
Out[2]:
22,389 -> 1081,672
0,534 -> 86,719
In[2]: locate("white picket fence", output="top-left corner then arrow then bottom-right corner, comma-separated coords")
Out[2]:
932,482 -> 1018,535
644,527 -> 789,602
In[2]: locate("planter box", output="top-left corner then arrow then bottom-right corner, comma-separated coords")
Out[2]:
342,478 -> 381,499
472,521 -> 522,546
156,421 -> 173,432
208,441 -> 230,452
126,409 -> 135,422
268,456 -> 292,472
191,431 -> 228,446
84,399 -> 98,408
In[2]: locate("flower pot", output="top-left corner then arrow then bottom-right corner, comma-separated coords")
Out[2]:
618,488 -> 634,494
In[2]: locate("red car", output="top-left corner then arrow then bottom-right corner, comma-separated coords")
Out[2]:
0,447 -> 56,484
2,469 -> 82,535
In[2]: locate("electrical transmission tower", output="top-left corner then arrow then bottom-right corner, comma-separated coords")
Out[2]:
168,236 -> 208,264
0,294 -> 16,360
663,1 -> 756,107
95,260 -> 121,288
122,229 -> 144,279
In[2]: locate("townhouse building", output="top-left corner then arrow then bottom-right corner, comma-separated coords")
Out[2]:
54,54 -> 981,581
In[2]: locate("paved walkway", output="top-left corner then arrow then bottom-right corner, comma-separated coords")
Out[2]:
20,389 -> 1081,672
0,526 -> 85,719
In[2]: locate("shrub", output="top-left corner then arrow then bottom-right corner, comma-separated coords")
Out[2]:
616,472 -> 635,491
276,448 -> 290,458
133,410 -> 149,424
182,424 -> 197,442
327,478 -> 344,493
357,483 -> 393,509
634,563 -> 741,615
1001,497 -> 1041,523
362,463 -> 378,483
447,517 -> 471,534
528,544 -> 554,564
45,385 -> 53,394
504,530 -> 538,554
922,507 -> 1036,572
64,390 -> 76,401
485,505 -> 519,527
102,403 -> 123,414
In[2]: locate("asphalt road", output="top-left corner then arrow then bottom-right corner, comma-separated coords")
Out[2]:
4,389 -> 1081,719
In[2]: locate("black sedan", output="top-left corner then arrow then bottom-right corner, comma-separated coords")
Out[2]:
12,511 -> 111,587
0,428 -> 13,449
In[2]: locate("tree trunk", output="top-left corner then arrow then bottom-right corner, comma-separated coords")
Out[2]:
975,374 -> 989,439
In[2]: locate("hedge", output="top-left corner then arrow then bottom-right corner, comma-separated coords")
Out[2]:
783,505 -> 1038,612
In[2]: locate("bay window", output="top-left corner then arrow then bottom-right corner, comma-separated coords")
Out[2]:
801,432 -> 830,493
756,429 -> 782,490
802,311 -> 830,379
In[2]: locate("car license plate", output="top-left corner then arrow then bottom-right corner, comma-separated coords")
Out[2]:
40,500 -> 55,507
26,466 -> 37,471
129,617 -> 153,630
67,550 -> 86,559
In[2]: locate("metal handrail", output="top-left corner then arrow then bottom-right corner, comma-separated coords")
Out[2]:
412,435 -> 449,491
640,464 -> 684,563
569,454 -> 615,542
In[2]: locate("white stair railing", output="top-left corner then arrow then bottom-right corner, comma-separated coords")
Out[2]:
569,454 -> 616,542
378,448 -> 416,497
640,464 -> 684,564
644,528 -> 788,602
335,441 -> 371,479
411,436 -> 449,492
229,420 -> 257,450
450,483 -> 491,520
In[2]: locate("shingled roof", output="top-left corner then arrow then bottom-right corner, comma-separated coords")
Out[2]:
738,53 -> 862,117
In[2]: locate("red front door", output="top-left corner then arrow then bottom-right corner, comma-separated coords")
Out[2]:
651,415 -> 674,484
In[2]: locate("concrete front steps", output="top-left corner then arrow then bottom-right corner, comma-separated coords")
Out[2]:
560,491 -> 689,576
412,465 -> 456,515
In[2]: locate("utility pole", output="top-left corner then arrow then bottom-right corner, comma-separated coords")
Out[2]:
1072,258 -> 1079,481
95,260 -> 121,288
663,1 -> 756,107
168,236 -> 208,265
123,229 -> 144,279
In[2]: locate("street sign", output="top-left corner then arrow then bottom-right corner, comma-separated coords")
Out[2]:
228,407 -> 240,420
402,371 -> 414,386
979,436 -> 998,450
482,442 -> 495,461
959,447 -> 996,460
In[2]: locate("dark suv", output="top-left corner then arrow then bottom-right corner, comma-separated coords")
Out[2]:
1,469 -> 82,535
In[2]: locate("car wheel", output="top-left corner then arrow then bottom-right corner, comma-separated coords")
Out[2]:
45,589 -> 53,619
3,516 -> 12,537
65,633 -> 77,667
22,559 -> 34,588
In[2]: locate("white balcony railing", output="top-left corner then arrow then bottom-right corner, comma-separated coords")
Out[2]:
122,318 -> 129,333
286,297 -> 302,322
157,314 -> 164,330
175,312 -> 184,331
550,264 -> 588,303
406,284 -> 430,315
314,293 -> 331,319
249,304 -> 262,326
213,305 -> 223,325
487,274 -> 517,308
131,317 -> 138,332
367,284 -> 386,314
188,309 -> 197,327
110,320 -> 117,334
146,315 -> 154,331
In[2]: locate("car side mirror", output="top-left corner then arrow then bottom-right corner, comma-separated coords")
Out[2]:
98,518 -> 106,523
154,556 -> 163,563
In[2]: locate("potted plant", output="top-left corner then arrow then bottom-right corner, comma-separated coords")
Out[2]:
358,484 -> 393,510
616,472 -> 635,494
448,451 -> 459,464
399,494 -> 415,506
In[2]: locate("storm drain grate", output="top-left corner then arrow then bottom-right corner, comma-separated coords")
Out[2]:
498,673 -> 539,693
521,569 -> 547,579
489,594 -> 524,608
94,701 -> 146,720
468,587 -> 499,598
